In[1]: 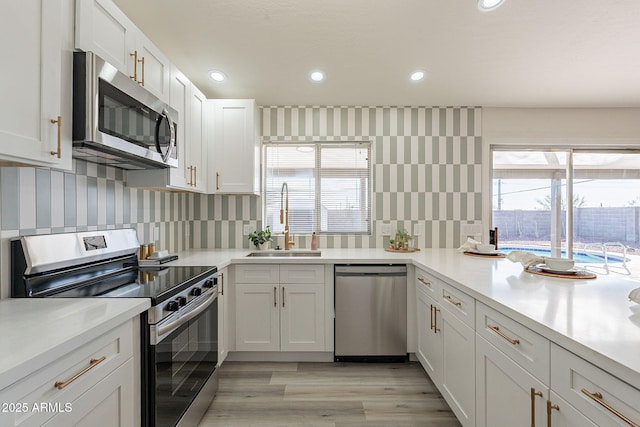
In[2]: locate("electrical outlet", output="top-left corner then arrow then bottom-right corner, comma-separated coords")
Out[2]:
461,223 -> 482,237
381,223 -> 392,236
413,223 -> 423,236
153,226 -> 159,241
243,224 -> 253,236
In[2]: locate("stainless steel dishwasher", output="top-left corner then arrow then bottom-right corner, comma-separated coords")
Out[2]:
334,264 -> 407,362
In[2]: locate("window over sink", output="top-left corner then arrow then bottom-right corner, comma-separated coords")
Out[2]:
264,141 -> 372,234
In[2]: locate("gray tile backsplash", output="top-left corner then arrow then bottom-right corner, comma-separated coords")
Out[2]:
0,105 -> 483,297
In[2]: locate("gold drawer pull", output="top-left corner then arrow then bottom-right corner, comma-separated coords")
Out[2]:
433,306 -> 440,333
531,387 -> 543,427
488,324 -> 520,345
581,388 -> 639,427
444,294 -> 462,307
547,400 -> 560,427
418,277 -> 431,287
129,51 -> 138,81
54,356 -> 106,390
50,116 -> 62,158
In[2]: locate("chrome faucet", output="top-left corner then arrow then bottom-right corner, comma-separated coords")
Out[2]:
280,182 -> 295,250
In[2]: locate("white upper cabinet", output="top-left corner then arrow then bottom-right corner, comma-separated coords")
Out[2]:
75,0 -> 170,102
0,0 -> 72,169
188,84 -> 207,192
208,99 -> 261,195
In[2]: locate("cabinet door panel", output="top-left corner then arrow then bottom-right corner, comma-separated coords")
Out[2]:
189,85 -> 207,191
416,286 -> 441,381
0,0 -> 64,166
476,335 -> 546,427
168,67 -> 190,189
235,284 -> 279,351
441,311 -> 475,426
548,391 -> 598,427
75,0 -> 136,75
280,284 -> 324,351
137,38 -> 170,102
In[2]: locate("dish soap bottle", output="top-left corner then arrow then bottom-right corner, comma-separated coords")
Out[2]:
310,232 -> 318,250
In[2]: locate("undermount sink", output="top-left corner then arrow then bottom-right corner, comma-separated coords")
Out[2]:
246,250 -> 322,257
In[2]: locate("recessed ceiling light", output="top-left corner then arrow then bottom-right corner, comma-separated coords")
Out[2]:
410,70 -> 426,81
309,71 -> 325,82
478,0 -> 505,11
209,70 -> 226,82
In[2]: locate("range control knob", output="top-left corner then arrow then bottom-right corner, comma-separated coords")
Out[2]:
176,296 -> 187,306
192,287 -> 202,296
203,279 -> 214,288
166,300 -> 179,312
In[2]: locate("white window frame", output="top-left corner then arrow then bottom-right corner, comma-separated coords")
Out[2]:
263,140 -> 373,235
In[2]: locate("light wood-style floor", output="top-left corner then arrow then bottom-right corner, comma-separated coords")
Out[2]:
198,361 -> 462,426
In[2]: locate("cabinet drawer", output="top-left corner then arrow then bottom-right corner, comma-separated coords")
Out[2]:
476,302 -> 549,383
280,265 -> 324,284
416,269 -> 440,299
551,344 -> 640,426
236,264 -> 279,283
439,281 -> 475,328
0,320 -> 134,427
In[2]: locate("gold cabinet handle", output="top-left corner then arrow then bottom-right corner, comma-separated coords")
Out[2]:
418,277 -> 431,287
581,388 -> 639,427
444,294 -> 462,307
193,166 -> 197,186
488,324 -> 520,345
274,286 -> 277,307
433,306 -> 440,333
216,172 -> 220,190
531,387 -> 543,427
188,165 -> 193,186
282,286 -> 285,308
129,51 -> 138,81
220,272 -> 224,296
429,304 -> 434,331
50,116 -> 62,158
138,56 -> 145,86
546,400 -> 560,427
54,356 -> 106,390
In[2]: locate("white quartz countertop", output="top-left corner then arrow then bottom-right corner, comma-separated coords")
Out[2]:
0,298 -> 149,388
169,247 -> 640,390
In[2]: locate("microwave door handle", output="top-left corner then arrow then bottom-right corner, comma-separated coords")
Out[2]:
155,108 -> 176,163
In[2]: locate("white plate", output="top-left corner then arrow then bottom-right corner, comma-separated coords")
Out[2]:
467,249 -> 504,256
536,264 -> 579,275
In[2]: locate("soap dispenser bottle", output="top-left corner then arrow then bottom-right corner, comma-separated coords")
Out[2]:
310,232 -> 318,250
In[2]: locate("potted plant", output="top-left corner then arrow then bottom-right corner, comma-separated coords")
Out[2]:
248,226 -> 272,249
396,229 -> 413,250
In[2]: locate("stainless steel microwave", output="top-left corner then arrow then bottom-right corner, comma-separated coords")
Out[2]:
72,51 -> 178,170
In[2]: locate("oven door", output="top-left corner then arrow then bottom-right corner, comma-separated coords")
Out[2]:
148,290 -> 218,427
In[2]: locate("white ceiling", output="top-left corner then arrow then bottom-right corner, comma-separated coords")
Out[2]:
112,0 -> 640,107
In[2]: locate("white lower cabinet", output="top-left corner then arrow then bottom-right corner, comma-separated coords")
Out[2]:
415,269 -> 475,426
0,318 -> 139,427
547,390 -> 597,427
550,343 -> 640,426
476,335 -> 547,427
235,264 -> 325,352
217,267 -> 234,364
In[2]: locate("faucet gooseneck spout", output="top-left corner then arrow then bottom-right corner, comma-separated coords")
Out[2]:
280,182 -> 295,250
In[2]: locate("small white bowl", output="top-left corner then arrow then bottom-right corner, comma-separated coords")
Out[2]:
544,257 -> 575,271
476,244 -> 496,253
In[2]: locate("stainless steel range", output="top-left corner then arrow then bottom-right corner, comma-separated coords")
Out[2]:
11,229 -> 218,427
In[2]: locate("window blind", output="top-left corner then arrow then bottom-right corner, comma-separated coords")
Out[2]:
264,142 -> 371,234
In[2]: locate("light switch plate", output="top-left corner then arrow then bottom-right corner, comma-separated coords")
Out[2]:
243,224 -> 253,236
381,223 -> 392,236
153,226 -> 159,241
461,222 -> 482,237
413,223 -> 423,236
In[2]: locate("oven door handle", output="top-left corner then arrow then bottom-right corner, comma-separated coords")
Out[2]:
157,291 -> 217,339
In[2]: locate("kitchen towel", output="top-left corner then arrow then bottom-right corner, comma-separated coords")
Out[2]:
506,250 -> 545,268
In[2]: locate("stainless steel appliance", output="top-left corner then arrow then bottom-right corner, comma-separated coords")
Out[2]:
11,229 -> 217,427
73,51 -> 178,170
334,264 -> 408,362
